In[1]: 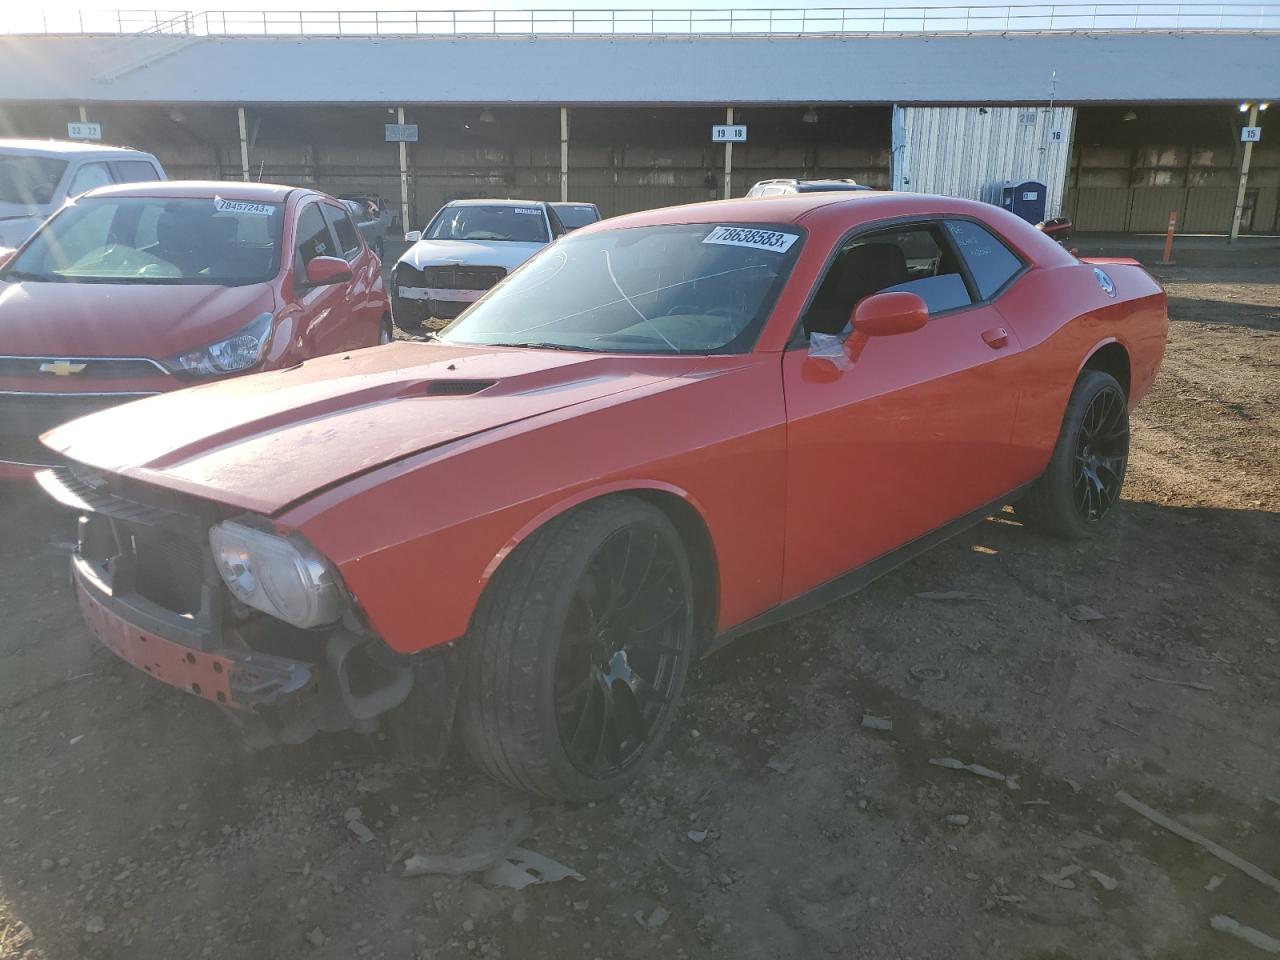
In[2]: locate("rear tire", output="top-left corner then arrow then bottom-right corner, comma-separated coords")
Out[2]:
379,315 -> 394,345
457,497 -> 695,801
1015,370 -> 1130,539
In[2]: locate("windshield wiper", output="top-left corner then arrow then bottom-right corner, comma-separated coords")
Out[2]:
484,340 -> 595,352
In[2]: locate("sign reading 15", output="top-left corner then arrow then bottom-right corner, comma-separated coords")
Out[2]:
712,125 -> 748,143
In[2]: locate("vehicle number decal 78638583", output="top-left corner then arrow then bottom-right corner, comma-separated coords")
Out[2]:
702,225 -> 799,253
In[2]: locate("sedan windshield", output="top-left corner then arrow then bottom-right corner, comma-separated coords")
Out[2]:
5,195 -> 284,285
425,204 -> 549,243
0,155 -> 67,205
439,222 -> 803,354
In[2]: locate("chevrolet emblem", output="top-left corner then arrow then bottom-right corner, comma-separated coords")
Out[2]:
38,360 -> 88,376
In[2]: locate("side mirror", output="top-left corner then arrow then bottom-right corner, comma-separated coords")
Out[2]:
404,230 -> 422,242
304,256 -> 352,286
0,248 -> 15,270
852,291 -> 928,337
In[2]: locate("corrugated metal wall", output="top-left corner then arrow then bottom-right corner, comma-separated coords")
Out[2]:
1066,141 -> 1279,233
892,105 -> 1075,219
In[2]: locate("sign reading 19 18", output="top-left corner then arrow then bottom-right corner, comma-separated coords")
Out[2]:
712,125 -> 748,143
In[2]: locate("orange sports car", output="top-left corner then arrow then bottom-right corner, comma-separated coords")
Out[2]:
38,192 -> 1167,800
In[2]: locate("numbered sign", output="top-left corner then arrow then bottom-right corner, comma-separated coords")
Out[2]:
1048,128 -> 1067,143
1241,126 -> 1262,143
67,122 -> 102,141
385,123 -> 419,143
712,125 -> 747,143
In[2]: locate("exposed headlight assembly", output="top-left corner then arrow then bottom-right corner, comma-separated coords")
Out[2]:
168,311 -> 273,377
209,521 -> 342,628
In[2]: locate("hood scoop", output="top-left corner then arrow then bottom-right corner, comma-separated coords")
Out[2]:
424,379 -> 496,397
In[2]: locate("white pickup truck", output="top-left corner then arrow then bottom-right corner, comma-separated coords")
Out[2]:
0,139 -> 165,249
391,198 -> 567,332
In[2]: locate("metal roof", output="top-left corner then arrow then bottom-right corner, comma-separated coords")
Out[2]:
0,31 -> 1275,104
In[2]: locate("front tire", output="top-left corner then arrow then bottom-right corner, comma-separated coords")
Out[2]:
391,296 -> 424,334
458,497 -> 695,801
1015,370 -> 1130,539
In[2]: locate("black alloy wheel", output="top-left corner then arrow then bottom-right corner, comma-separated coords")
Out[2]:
1073,384 -> 1129,523
553,523 -> 688,778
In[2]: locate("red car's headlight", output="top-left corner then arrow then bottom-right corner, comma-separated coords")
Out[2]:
209,521 -> 342,629
167,312 -> 273,377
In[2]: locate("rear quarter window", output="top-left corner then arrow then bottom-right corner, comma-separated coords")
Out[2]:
945,220 -> 1025,300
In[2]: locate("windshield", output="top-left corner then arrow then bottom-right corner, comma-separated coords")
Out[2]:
0,155 -> 68,206
439,222 -> 803,354
425,204 -> 549,243
552,204 -> 600,230
5,195 -> 284,285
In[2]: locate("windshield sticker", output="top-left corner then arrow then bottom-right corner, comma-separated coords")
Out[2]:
514,208 -> 541,216
213,196 -> 274,216
702,226 -> 798,253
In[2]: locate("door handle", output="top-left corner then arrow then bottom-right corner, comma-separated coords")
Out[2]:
981,327 -> 1009,349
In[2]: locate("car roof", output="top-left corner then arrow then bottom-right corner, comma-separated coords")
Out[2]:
552,201 -> 598,208
444,198 -> 547,208
0,138 -> 154,158
577,191 -> 1013,233
81,180 -> 300,202
794,180 -> 871,192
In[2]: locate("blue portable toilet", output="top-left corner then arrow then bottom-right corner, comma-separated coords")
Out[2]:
1000,180 -> 1047,224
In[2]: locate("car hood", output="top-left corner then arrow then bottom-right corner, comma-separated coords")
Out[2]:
42,342 -> 701,515
0,280 -> 276,358
397,238 -> 545,273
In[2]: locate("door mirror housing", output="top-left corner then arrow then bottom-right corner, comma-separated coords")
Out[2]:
304,256 -> 352,286
404,230 -> 422,242
0,248 -> 15,271
852,291 -> 929,337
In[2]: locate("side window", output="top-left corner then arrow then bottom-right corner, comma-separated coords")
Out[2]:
110,160 -> 161,185
295,203 -> 335,271
801,223 -> 972,336
321,204 -> 362,262
67,162 -> 114,197
945,220 -> 1024,300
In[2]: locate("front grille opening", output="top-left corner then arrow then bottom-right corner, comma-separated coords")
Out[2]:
422,265 -> 506,290
132,529 -> 204,616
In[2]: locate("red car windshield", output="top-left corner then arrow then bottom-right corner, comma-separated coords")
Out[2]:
440,222 -> 804,354
5,195 -> 284,286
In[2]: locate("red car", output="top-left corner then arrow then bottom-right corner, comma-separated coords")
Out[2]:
38,192 -> 1166,800
0,181 -> 390,478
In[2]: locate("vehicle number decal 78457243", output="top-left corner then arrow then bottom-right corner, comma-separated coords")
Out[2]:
702,225 -> 799,253
213,196 -> 274,216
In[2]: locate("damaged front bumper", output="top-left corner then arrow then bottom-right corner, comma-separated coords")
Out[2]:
43,466 -> 424,747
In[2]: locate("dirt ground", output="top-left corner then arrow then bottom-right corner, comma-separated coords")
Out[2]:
1,258 -> 1277,960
